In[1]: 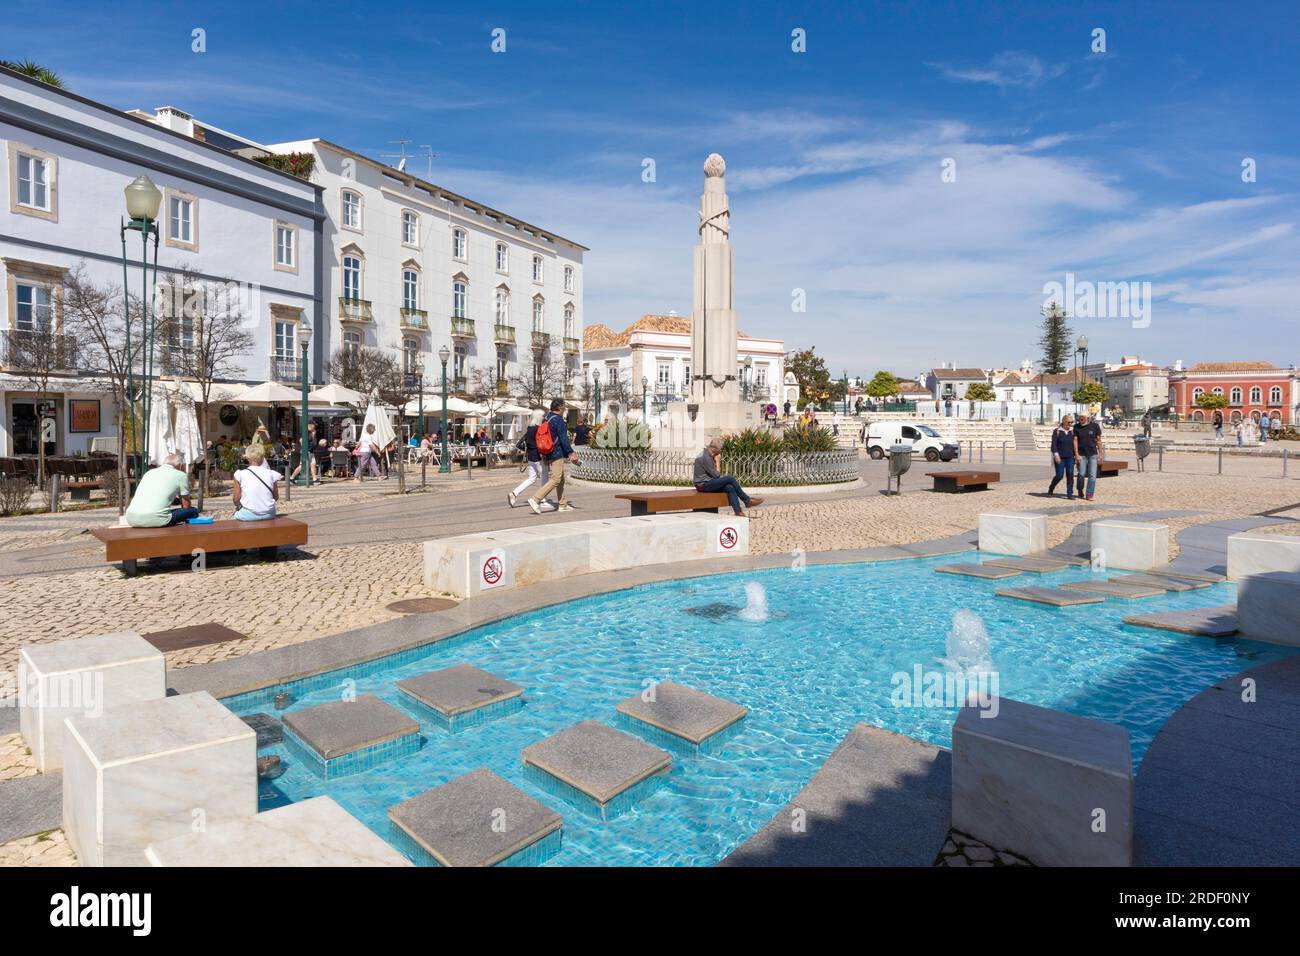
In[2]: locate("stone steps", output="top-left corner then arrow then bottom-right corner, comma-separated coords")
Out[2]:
995,586 -> 1106,607
934,562 -> 1024,580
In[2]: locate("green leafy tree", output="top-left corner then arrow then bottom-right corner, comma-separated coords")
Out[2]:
1,60 -> 65,88
1038,301 -> 1073,374
1194,392 -> 1229,411
1073,381 -> 1109,405
965,382 -> 996,402
865,371 -> 900,400
787,347 -> 831,409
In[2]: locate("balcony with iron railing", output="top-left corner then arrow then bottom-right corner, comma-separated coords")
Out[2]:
0,329 -> 80,371
496,380 -> 509,397
493,323 -> 515,345
400,308 -> 429,332
531,330 -> 551,350
338,297 -> 374,323
451,316 -> 475,338
562,336 -> 580,354
452,375 -> 468,393
270,353 -> 302,382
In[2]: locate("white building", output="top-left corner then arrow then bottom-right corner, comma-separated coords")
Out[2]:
263,138 -> 586,411
581,314 -> 791,412
0,68 -> 321,456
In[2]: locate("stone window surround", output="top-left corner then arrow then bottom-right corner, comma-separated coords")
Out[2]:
401,208 -> 421,249
340,244 -> 365,300
452,227 -> 467,262
532,254 -> 544,284
7,142 -> 58,222
163,187 -> 199,251
495,242 -> 509,274
273,220 -> 299,274
3,258 -> 69,333
341,188 -> 364,233
401,259 -> 421,311
270,303 -> 304,360
531,293 -> 544,332
451,272 -> 469,319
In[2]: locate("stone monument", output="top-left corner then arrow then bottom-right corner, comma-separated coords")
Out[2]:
663,154 -> 759,449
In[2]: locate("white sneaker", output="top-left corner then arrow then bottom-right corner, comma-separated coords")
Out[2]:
557,503 -> 575,513
508,491 -> 518,507
527,498 -> 541,515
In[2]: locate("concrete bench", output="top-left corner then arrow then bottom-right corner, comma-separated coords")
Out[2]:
614,489 -> 761,516
90,517 -> 308,576
1097,460 -> 1129,478
1236,571 -> 1300,647
978,513 -> 1047,556
423,513 -> 749,598
1090,520 -> 1169,571
927,470 -> 999,493
952,697 -> 1133,866
64,479 -> 103,501
1227,532 -> 1300,581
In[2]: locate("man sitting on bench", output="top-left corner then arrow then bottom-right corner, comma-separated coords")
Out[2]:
125,453 -> 197,527
694,437 -> 759,517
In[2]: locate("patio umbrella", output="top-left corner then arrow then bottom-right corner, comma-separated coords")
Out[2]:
172,396 -> 203,469
146,385 -> 174,466
362,401 -> 397,448
309,383 -> 366,407
235,381 -> 302,405
402,395 -> 480,416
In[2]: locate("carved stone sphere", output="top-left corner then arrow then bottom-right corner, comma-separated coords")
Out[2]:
704,153 -> 726,178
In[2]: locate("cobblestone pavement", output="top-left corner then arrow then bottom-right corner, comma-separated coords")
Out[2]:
0,828 -> 77,867
934,829 -> 1034,866
0,733 -> 35,781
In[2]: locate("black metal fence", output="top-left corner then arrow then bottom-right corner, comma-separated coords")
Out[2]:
576,448 -> 858,486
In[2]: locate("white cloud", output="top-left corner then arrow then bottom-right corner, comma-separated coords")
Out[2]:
930,51 -> 1068,90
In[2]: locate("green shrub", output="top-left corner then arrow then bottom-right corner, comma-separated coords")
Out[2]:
781,423 -> 839,453
592,417 -> 653,450
720,427 -> 781,457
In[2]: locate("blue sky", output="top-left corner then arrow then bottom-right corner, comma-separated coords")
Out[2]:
10,0 -> 1300,377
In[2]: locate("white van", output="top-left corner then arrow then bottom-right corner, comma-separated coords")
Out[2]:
864,422 -> 960,462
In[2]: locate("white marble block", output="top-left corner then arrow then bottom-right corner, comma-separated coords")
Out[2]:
145,797 -> 412,867
1090,520 -> 1169,571
978,513 -> 1047,556
952,697 -> 1133,866
18,632 -> 166,773
1227,533 -> 1300,581
423,515 -> 749,597
62,692 -> 257,867
1236,571 -> 1300,647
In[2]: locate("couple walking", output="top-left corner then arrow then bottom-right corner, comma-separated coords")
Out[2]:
1047,410 -> 1105,501
508,399 -> 578,514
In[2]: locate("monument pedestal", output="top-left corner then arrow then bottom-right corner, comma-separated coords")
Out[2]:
662,400 -> 760,450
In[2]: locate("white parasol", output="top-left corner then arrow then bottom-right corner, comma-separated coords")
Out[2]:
362,401 -> 397,448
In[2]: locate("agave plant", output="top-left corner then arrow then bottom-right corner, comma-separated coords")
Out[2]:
1,60 -> 65,88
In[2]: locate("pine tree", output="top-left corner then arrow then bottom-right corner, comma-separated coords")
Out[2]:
1038,301 -> 1072,374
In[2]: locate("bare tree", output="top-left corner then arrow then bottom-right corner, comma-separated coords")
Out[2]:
8,274 -> 81,487
510,347 -> 567,409
328,343 -> 400,408
154,268 -> 254,508
470,364 -> 512,421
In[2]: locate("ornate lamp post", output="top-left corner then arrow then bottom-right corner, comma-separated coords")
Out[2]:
1075,334 -> 1090,415
297,316 -> 312,486
120,175 -> 162,479
742,355 -> 753,402
438,344 -> 451,473
592,366 -> 601,422
641,375 -> 649,422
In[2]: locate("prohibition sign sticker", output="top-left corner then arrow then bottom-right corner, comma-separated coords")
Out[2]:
718,526 -> 739,551
481,551 -> 506,589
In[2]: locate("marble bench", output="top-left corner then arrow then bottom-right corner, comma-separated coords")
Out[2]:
978,513 -> 1047,556
62,691 -> 257,866
19,631 -> 166,772
1226,532 -> 1300,581
1236,571 -> 1300,647
1089,520 -> 1169,571
952,697 -> 1132,866
145,797 -> 411,866
423,513 -> 750,598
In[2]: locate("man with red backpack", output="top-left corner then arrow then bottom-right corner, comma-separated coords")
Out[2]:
528,398 -> 580,514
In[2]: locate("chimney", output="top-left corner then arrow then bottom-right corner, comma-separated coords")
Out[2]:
1174,359 -> 1184,372
152,106 -> 195,138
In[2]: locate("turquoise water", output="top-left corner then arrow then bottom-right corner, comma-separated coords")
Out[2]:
230,555 -> 1295,866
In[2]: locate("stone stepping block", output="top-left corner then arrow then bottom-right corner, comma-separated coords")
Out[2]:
934,563 -> 1023,580
615,681 -> 747,747
146,796 -> 412,867
1109,573 -> 1213,592
994,586 -> 1105,607
522,720 -> 671,814
984,555 -> 1071,574
1059,580 -> 1166,599
281,695 -> 420,777
396,664 -> 523,731
1123,604 -> 1238,637
1142,568 -> 1224,584
388,769 -> 562,867
241,713 -> 283,748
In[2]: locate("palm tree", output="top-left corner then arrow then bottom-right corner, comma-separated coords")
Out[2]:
0,60 -> 65,88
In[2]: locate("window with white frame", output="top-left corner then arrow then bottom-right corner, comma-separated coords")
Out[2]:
452,280 -> 467,318
496,243 -> 509,272
15,282 -> 53,331
756,364 -> 768,387
343,329 -> 361,352
1192,387 -> 1204,401
1212,387 -> 1224,396
342,255 -> 362,300
1250,386 -> 1263,403
563,304 -> 574,337
16,151 -> 51,211
275,223 -> 296,269
403,336 -> 419,373
564,266 -> 573,293
532,255 -> 543,283
403,269 -> 420,311
453,344 -> 466,379
1270,386 -> 1283,404
495,287 -> 510,325
532,298 -> 544,332
341,190 -> 362,230
496,345 -> 507,381
274,319 -> 297,358
402,210 -> 419,246
167,194 -> 196,247
656,361 -> 671,388
452,228 -> 466,259
1231,387 -> 1242,404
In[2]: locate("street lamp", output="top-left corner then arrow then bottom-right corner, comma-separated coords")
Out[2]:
297,316 -> 312,486
743,355 -> 753,402
592,366 -> 602,422
641,375 -> 649,422
1075,334 -> 1090,416
120,175 -> 162,479
438,344 -> 451,473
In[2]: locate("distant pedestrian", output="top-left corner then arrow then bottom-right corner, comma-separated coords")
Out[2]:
353,423 -> 382,481
1212,409 -> 1224,442
783,400 -> 792,419
1259,416 -> 1269,444
1141,409 -> 1152,438
1271,416 -> 1282,439
509,411 -> 556,510
830,412 -> 840,436
528,399 -> 579,514
1048,415 -> 1078,499
1235,419 -> 1246,447
1073,411 -> 1104,501
574,417 -> 590,446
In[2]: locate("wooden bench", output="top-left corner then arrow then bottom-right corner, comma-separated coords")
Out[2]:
615,490 -> 765,516
926,470 -> 1000,493
90,517 -> 308,577
1097,460 -> 1129,478
64,479 -> 102,502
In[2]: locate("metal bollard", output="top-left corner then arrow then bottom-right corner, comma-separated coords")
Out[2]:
1002,442 -> 1006,464
1218,446 -> 1223,475
49,474 -> 61,513
979,441 -> 984,463
1158,447 -> 1163,472
1284,448 -> 1289,478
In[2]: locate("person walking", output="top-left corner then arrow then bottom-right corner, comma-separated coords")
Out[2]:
1236,418 -> 1246,447
1048,415 -> 1078,499
1258,415 -> 1269,444
1073,410 -> 1104,501
353,423 -> 382,482
528,399 -> 579,514
830,411 -> 840,437
573,417 -> 590,446
693,436 -> 763,516
509,410 -> 555,510
1212,408 -> 1224,442
232,444 -> 281,521
1141,409 -> 1152,439
783,399 -> 792,419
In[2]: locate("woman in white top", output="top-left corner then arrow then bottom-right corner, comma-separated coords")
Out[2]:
232,444 -> 281,521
